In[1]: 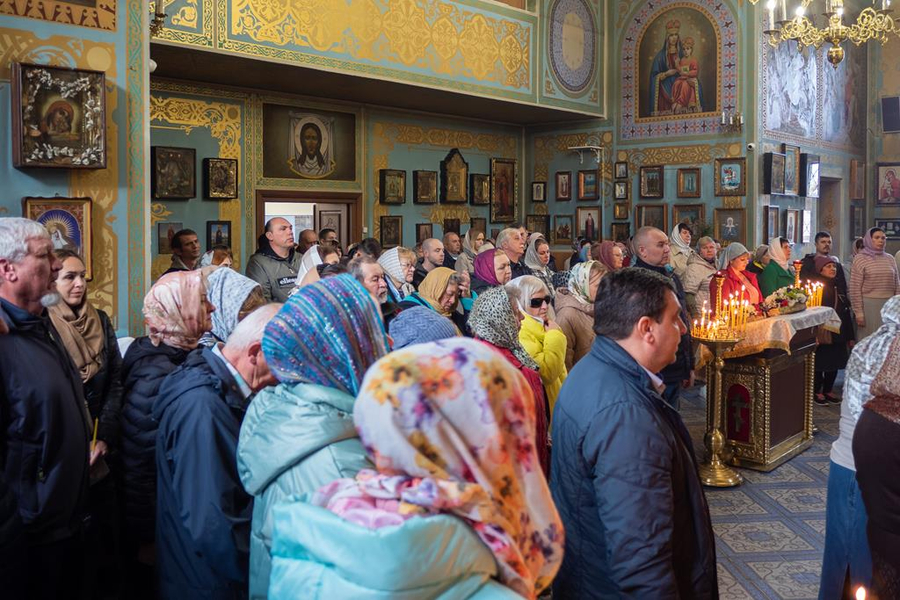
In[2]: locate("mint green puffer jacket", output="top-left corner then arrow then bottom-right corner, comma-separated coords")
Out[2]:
268,499 -> 522,599
237,383 -> 371,600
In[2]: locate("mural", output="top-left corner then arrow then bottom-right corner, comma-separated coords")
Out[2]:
262,103 -> 356,181
547,0 -> 597,96
822,44 -> 866,148
763,43 -> 818,140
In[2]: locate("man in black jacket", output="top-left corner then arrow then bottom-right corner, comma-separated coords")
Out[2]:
412,238 -> 444,288
0,217 -> 92,599
800,231 -> 848,293
632,226 -> 695,409
154,304 -> 280,599
245,218 -> 303,303
497,227 -> 532,280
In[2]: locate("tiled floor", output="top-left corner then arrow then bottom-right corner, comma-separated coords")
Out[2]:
680,381 -> 843,600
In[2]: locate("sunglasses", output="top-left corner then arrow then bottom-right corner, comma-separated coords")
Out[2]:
529,297 -> 550,308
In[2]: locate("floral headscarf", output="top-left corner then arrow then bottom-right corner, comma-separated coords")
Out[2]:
378,247 -> 415,297
862,227 -> 886,257
567,260 -> 600,305
415,267 -> 457,317
262,274 -> 389,394
468,286 -> 539,370
767,237 -> 790,270
205,267 -> 261,342
473,249 -> 501,286
143,270 -> 211,350
312,338 -> 564,598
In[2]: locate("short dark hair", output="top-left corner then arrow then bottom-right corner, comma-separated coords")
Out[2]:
357,237 -> 382,259
54,248 -> 83,263
593,267 -> 676,340
171,229 -> 197,251
814,231 -> 832,242
317,262 -> 348,278
317,244 -> 340,261
677,222 -> 691,234
870,227 -> 885,236
318,228 -> 336,239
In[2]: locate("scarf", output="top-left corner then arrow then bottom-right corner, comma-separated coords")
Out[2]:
594,240 -> 619,272
378,247 -> 415,298
767,237 -> 790,271
578,244 -> 591,263
864,334 -> 900,425
48,300 -> 105,382
670,224 -> 692,253
567,260 -> 599,305
313,339 -> 563,598
524,234 -> 550,275
415,267 -> 457,317
468,286 -> 539,370
143,270 -> 210,351
717,242 -> 750,270
262,274 -> 389,394
861,227 -> 886,257
205,267 -> 261,341
462,228 -> 479,261
294,246 -> 323,284
473,250 -> 501,286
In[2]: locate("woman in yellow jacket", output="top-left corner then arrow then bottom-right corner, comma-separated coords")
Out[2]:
506,275 -> 568,414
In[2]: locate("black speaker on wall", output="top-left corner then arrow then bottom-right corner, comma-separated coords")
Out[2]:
883,96 -> 900,134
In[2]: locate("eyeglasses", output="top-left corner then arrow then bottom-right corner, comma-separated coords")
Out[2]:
529,297 -> 550,308
400,262 -> 415,269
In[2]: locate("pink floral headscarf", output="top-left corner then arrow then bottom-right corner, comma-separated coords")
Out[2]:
312,338 -> 564,598
143,270 -> 212,350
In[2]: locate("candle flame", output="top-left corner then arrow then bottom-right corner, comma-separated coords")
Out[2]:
855,586 -> 866,600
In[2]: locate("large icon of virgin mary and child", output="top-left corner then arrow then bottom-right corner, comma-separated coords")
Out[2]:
649,20 -> 703,116
289,113 -> 336,178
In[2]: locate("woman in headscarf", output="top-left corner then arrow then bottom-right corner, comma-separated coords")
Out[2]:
49,250 -> 124,598
507,276 -> 567,414
681,236 -> 718,318
709,242 -> 764,316
469,286 -> 550,475
669,223 -> 694,279
471,248 -> 512,294
199,267 -> 266,348
849,227 -> 900,339
199,245 -> 234,269
120,269 -> 215,592
819,300 -> 900,598
266,339 -> 563,599
591,240 -> 624,272
454,228 -> 485,277
524,234 -> 555,299
746,244 -> 770,276
758,237 -> 796,297
398,267 -> 467,333
853,332 -> 900,599
377,246 -> 416,304
294,244 -> 341,285
555,260 -> 606,370
811,255 -> 855,405
237,275 -> 389,600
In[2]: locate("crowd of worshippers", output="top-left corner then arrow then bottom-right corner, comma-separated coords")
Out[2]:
1,215 -> 899,600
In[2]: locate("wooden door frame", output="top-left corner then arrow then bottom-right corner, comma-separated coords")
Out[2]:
255,189 -> 363,243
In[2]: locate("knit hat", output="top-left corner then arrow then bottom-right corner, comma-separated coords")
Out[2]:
814,254 -> 838,273
388,306 -> 459,349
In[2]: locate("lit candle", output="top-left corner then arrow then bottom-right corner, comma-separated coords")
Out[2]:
721,111 -> 726,125
780,0 -> 788,20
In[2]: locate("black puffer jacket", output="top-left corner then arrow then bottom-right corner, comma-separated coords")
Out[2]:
119,337 -> 190,544
86,310 -> 124,448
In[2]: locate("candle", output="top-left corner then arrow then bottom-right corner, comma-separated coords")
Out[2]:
780,0 -> 787,20
721,111 -> 726,125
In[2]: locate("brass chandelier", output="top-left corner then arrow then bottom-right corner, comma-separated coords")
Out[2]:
753,0 -> 900,66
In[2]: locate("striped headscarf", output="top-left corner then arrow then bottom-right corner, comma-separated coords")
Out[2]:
205,267 -> 261,342
262,274 -> 389,394
468,286 -> 539,370
378,247 -> 415,297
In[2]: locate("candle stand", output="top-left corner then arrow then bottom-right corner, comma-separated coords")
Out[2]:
696,337 -> 744,487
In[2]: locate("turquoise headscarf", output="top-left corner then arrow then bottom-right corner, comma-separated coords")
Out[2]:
262,274 -> 390,394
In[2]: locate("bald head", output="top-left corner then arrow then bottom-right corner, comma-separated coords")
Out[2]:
633,226 -> 670,267
265,217 -> 294,257
422,238 -> 444,270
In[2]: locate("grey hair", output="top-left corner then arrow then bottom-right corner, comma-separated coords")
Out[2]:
348,255 -> 381,284
224,303 -> 282,353
496,228 -> 518,250
696,236 -> 715,249
505,275 -> 549,308
0,218 -> 50,264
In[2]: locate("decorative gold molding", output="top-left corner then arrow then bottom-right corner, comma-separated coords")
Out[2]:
0,0 -> 116,31
150,202 -> 173,224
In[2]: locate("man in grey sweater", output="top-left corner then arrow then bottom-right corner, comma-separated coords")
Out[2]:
246,218 -> 302,303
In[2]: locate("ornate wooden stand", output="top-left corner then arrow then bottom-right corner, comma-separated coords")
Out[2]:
697,338 -> 744,488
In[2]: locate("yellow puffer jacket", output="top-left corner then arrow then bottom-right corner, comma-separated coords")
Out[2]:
518,314 -> 568,415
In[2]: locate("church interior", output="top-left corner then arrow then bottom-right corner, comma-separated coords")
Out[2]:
1,0 -> 899,597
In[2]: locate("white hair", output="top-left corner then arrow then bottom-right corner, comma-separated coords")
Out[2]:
505,275 -> 554,319
224,303 -> 282,353
0,218 -> 49,264
496,228 -> 518,250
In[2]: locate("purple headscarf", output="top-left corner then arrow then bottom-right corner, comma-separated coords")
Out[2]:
594,240 -> 619,272
862,227 -> 886,257
473,250 -> 501,286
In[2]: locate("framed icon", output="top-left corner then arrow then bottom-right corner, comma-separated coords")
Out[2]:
578,169 -> 599,200
532,181 -> 546,202
24,196 -> 93,279
416,222 -> 433,244
639,165 -> 664,199
380,215 -> 402,248
440,148 -> 468,204
614,202 -> 629,220
206,220 -> 232,251
526,214 -> 550,238
379,169 -> 406,204
800,154 -> 820,199
152,146 -> 196,199
614,161 -> 628,179
553,215 -> 574,245
610,222 -> 631,243
714,208 -> 746,247
413,170 -> 437,204
782,144 -> 801,196
203,158 -> 238,199
763,153 -> 786,195
576,207 -> 600,242
555,171 -> 572,201
614,180 -> 628,200
635,204 -> 667,231
764,205 -> 780,241
672,204 -> 705,240
470,173 -> 490,205
490,157 -> 517,222
676,168 -> 701,198
715,157 -> 747,196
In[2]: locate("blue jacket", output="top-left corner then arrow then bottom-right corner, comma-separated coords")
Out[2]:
237,383 -> 370,600
550,336 -> 718,599
268,499 -> 521,599
153,348 -> 252,600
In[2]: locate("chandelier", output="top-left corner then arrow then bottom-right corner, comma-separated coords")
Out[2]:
752,0 -> 900,66
150,0 -> 167,36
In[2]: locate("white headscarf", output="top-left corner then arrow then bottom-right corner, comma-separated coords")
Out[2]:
294,246 -> 323,284
378,247 -> 415,297
524,233 -> 550,274
767,237 -> 790,271
671,224 -> 692,253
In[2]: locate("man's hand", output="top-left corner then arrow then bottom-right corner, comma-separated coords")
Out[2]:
90,440 -> 108,466
681,371 -> 696,389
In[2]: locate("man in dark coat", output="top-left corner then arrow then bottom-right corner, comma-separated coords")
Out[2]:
632,226 -> 695,408
498,227 -> 532,280
800,231 -> 848,294
245,218 -> 302,303
0,218 -> 92,599
154,305 -> 280,599
551,267 -> 718,599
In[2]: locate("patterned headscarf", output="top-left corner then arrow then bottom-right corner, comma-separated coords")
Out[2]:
767,237 -> 791,270
468,286 -> 538,370
205,266 -> 261,341
262,274 -> 389,394
312,339 -> 564,598
143,270 -> 211,351
378,247 -> 415,297
415,267 -> 457,317
473,249 -> 501,286
862,227 -> 887,257
567,260 -> 601,305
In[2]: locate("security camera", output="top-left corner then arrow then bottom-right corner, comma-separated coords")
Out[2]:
746,142 -> 756,152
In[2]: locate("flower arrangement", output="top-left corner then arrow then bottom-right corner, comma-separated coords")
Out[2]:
761,286 -> 808,316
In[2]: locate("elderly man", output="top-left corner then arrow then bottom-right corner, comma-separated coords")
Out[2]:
0,218 -> 93,597
551,268 -> 717,599
296,229 -> 318,255
442,231 -> 462,270
349,255 -> 396,327
497,227 -> 532,280
246,218 -> 303,303
154,304 -> 281,600
163,229 -> 202,276
413,238 -> 445,288
632,226 -> 695,409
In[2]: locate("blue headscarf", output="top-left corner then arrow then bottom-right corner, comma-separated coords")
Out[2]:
204,267 -> 261,343
262,274 -> 390,394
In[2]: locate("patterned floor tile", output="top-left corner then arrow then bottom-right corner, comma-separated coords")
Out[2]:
714,521 -> 815,554
739,463 -> 814,484
707,489 -> 769,517
763,488 -> 828,514
747,560 -> 822,599
805,460 -> 831,476
718,562 -> 758,600
803,519 -> 827,536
